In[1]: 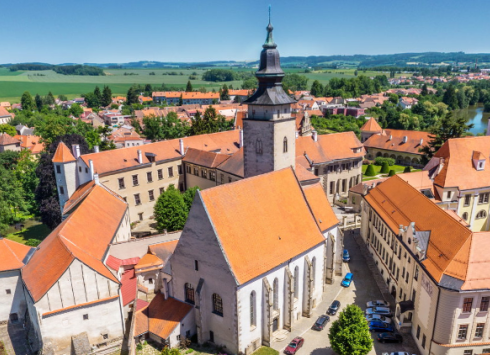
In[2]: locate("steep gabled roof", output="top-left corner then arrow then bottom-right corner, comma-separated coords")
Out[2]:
296,132 -> 364,163
216,148 -> 244,178
0,133 -> 20,146
0,238 -> 33,272
52,142 -> 76,163
302,183 -> 339,231
199,168 -> 326,284
360,117 -> 382,132
363,129 -> 430,155
22,185 -> 127,302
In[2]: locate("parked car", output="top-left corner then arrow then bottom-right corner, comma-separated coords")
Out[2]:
342,249 -> 350,262
327,300 -> 341,315
380,352 -> 410,355
365,306 -> 392,317
367,300 -> 390,308
366,314 -> 392,324
377,332 -> 403,343
341,272 -> 353,287
284,337 -> 304,355
312,315 -> 330,331
368,320 -> 395,332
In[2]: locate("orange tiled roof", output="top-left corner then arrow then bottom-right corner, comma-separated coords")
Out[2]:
52,142 -> 76,163
296,132 -> 364,163
0,238 -> 33,272
62,181 -> 96,215
13,135 -> 45,154
295,162 -> 319,183
135,253 -> 163,271
229,89 -> 252,96
80,130 -> 239,176
134,295 -> 192,338
0,107 -> 13,117
302,183 -> 339,231
148,239 -> 179,264
444,210 -> 470,227
360,117 -> 382,132
365,175 -> 472,284
200,168 -> 326,284
363,129 -> 430,155
0,133 -> 20,146
22,185 -> 127,302
183,148 -> 231,168
216,148 -> 244,177
434,136 -> 490,190
152,91 -> 219,100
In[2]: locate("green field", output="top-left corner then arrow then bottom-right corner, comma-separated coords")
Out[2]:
0,67 -> 405,103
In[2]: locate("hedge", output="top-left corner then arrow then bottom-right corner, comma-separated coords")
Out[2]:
374,157 -> 395,166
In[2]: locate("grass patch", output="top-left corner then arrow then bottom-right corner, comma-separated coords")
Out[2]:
362,164 -> 421,181
5,218 -> 51,245
252,347 -> 279,355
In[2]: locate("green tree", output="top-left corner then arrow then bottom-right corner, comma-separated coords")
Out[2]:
126,87 -> 139,105
242,77 -> 258,90
380,162 -> 390,174
58,94 -> 68,101
0,124 -> 17,136
46,91 -> 55,106
35,94 -> 43,111
183,186 -> 199,211
84,92 -> 100,108
282,73 -> 309,92
69,103 -> 84,117
102,86 -> 113,107
364,164 -> 376,177
94,86 -> 102,103
21,91 -> 34,112
442,85 -> 459,110
354,69 -> 358,76
388,169 -> 396,176
310,80 -> 324,97
154,185 -> 188,232
178,94 -> 183,106
328,304 -> 373,355
421,84 -> 429,96
404,166 -> 412,173
220,84 -> 230,100
186,81 -> 193,92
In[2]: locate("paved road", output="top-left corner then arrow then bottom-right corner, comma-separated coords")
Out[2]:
271,231 -> 419,355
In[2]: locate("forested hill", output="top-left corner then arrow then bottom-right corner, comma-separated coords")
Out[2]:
5,63 -> 105,76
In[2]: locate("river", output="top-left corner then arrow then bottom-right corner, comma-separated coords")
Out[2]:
456,104 -> 490,135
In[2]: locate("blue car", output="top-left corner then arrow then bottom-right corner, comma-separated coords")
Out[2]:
342,249 -> 350,262
341,272 -> 353,287
369,320 -> 394,332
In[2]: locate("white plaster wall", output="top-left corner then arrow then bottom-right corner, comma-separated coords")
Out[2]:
55,161 -> 77,209
0,270 -> 26,322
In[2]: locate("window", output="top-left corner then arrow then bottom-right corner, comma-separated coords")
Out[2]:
273,278 -> 279,310
480,297 -> 489,311
314,168 -> 319,176
83,314 -> 89,320
178,165 -> 182,174
132,174 -> 139,186
85,167 -> 88,173
479,193 -> 489,204
405,272 -> 409,283
148,278 -> 153,284
458,324 -> 468,339
56,165 -> 61,174
186,165 -> 191,174
412,290 -> 416,302
220,174 -> 224,184
148,190 -> 155,201
118,178 -> 125,189
228,177 -> 232,183
194,260 -> 199,271
342,179 -> 347,192
463,298 -> 473,312
294,266 -> 299,299
194,167 -> 199,176
463,351 -> 473,355
159,187 -> 164,195
138,213 -> 143,221
476,210 -> 487,219
422,334 -> 426,348
147,172 -> 153,183
446,191 -> 451,199
5,289 -> 11,295
201,169 -> 208,179
256,138 -> 263,154
168,167 -> 174,177
185,283 -> 195,304
462,212 -> 468,221
311,257 -> 316,290
475,323 -> 485,338
464,194 -> 471,206
283,137 -> 288,153
416,325 -> 420,339
414,266 -> 419,281
59,186 -> 65,195
329,181 -> 335,195
102,334 -> 108,340
212,293 -> 223,316
210,171 -> 216,181
482,349 -> 490,354
134,194 -> 141,205
79,166 -> 81,172
250,292 -> 256,327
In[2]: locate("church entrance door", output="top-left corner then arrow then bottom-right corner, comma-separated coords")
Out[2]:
272,318 -> 279,332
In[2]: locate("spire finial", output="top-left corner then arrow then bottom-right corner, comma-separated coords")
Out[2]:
268,4 -> 271,25
264,5 -> 276,48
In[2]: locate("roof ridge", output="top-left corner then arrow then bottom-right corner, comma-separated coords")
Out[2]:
2,239 -> 23,264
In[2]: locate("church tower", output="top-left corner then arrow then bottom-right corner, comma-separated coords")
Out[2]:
243,11 -> 296,178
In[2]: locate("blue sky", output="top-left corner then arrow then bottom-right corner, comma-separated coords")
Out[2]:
3,0 -> 490,64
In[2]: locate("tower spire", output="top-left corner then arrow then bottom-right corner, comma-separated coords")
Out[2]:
264,5 -> 276,48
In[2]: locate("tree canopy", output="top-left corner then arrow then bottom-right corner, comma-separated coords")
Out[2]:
154,185 -> 188,232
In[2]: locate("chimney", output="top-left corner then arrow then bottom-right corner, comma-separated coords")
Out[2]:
389,135 -> 392,141
402,136 -> 408,143
419,139 -> 423,146
312,130 -> 318,142
239,129 -> 244,148
94,173 -> 100,185
94,145 -> 99,153
179,139 -> 185,155
137,149 -> 143,164
89,159 -> 94,180
72,144 -> 80,159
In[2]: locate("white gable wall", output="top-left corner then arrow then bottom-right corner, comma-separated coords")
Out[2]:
0,269 -> 26,323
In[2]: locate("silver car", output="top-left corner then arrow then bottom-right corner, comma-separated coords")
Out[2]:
365,306 -> 392,317
367,300 -> 390,308
365,314 -> 392,324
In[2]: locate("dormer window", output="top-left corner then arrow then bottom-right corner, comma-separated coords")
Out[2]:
472,151 -> 486,171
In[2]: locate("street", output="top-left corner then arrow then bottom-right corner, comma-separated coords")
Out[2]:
271,230 -> 419,355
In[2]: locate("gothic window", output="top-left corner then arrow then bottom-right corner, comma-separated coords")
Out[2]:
185,283 -> 195,305
250,291 -> 256,327
212,293 -> 223,316
294,266 -> 299,299
311,257 -> 316,290
273,278 -> 279,310
283,137 -> 288,153
256,138 -> 263,155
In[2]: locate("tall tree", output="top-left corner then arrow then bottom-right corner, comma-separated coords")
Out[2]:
21,91 -> 34,112
153,184 -> 188,232
35,94 -> 43,111
310,80 -> 324,97
178,94 -> 183,106
83,92 -> 100,108
126,87 -> 139,105
421,84 -> 429,96
220,84 -> 230,100
185,81 -> 193,92
329,305 -> 373,355
94,86 -> 102,103
442,85 -> 459,110
46,91 -> 55,106
102,86 -> 112,107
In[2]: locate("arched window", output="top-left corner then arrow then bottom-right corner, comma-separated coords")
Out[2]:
212,293 -> 223,316
250,292 -> 256,327
273,278 -> 279,310
185,283 -> 195,304
294,266 -> 299,299
311,257 -> 316,290
283,137 -> 288,153
462,212 -> 468,221
476,210 -> 487,219
256,138 -> 263,155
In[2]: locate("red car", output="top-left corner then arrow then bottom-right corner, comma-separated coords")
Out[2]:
284,337 -> 304,355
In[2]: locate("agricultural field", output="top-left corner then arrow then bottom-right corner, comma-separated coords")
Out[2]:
0,67 -> 407,103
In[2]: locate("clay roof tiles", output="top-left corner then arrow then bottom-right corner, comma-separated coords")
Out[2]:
296,132 -> 364,163
0,133 -> 20,146
302,183 -> 339,231
216,148 -> 244,178
52,142 -> 76,163
135,253 -> 163,271
360,117 -> 382,132
0,238 -> 33,272
363,129 -> 430,155
183,148 -> 231,168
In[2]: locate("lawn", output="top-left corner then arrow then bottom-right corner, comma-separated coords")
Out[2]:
5,218 -> 51,245
362,164 -> 421,181
252,347 -> 279,355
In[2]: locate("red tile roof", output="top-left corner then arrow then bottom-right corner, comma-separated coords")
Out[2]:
121,269 -> 137,306
296,132 -> 364,163
0,238 -> 33,272
0,133 -> 20,146
360,117 -> 382,132
13,135 -> 44,154
200,168 -> 326,284
363,129 -> 430,155
106,255 -> 140,270
135,254 -> 163,271
148,240 -> 179,264
302,183 -> 339,231
216,148 -> 244,178
52,142 -> 76,163
183,148 -> 231,168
